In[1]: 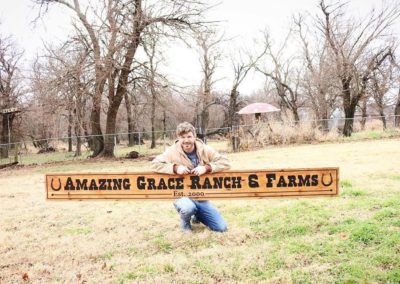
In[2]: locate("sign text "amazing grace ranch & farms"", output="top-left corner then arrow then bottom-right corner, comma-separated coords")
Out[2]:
46,168 -> 339,200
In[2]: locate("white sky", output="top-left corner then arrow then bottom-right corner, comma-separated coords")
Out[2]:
1,0 -> 398,94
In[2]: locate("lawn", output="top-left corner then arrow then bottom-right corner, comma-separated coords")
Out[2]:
0,138 -> 399,283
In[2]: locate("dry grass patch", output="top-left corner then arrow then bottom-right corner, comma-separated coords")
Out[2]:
1,138 -> 400,283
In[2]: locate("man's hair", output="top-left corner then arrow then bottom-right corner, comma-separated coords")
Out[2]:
176,122 -> 196,137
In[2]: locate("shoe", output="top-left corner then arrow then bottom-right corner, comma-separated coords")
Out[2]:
182,221 -> 192,231
191,215 -> 200,224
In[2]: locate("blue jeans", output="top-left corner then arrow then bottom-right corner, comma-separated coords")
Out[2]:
173,197 -> 227,232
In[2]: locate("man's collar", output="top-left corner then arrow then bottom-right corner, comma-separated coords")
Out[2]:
183,145 -> 196,155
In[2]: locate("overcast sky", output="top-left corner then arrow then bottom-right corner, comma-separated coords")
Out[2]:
1,0 -> 398,94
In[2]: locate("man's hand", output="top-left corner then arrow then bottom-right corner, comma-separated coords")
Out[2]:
191,165 -> 207,176
175,165 -> 191,175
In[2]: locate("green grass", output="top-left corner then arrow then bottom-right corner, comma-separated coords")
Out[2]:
1,141 -> 167,166
343,129 -> 400,141
341,180 -> 366,197
64,227 -> 93,235
96,251 -> 114,261
153,234 -> 173,253
3,129 -> 399,166
1,138 -> 400,283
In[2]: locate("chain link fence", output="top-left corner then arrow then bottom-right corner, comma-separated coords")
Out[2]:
1,115 -> 399,167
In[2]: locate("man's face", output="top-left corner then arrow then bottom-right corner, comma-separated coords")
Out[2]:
179,131 -> 196,153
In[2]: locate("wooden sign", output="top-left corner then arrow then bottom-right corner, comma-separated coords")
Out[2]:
46,168 -> 339,201
0,107 -> 20,114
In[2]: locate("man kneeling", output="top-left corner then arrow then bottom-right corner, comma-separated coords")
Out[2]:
152,122 -> 230,232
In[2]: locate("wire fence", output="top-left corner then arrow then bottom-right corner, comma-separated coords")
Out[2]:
0,115 -> 399,167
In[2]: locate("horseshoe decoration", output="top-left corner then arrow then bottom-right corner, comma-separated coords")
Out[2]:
50,178 -> 62,191
321,173 -> 333,187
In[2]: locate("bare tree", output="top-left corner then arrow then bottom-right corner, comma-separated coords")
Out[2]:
194,29 -> 223,138
392,58 -> 400,128
142,32 -> 169,149
124,82 -> 138,147
256,30 -> 304,123
29,57 -> 64,151
225,46 -> 266,151
358,95 -> 369,130
0,33 -> 23,158
69,55 -> 92,157
370,61 -> 395,129
318,0 -> 400,136
35,0 -> 210,157
295,15 -> 339,130
229,49 -> 266,127
31,40 -> 93,156
395,87 -> 400,127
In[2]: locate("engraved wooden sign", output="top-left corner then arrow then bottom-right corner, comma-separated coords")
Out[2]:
46,168 -> 339,200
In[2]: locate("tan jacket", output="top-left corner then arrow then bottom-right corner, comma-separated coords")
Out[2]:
152,139 -> 231,174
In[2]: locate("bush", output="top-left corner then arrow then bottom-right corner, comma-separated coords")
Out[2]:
237,116 -> 339,150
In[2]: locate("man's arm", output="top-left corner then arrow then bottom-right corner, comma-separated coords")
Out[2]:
152,148 -> 192,175
151,151 -> 175,174
204,145 -> 231,173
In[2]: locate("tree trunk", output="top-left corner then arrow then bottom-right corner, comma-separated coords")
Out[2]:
100,20 -> 141,157
74,107 -> 82,157
162,110 -> 166,137
360,98 -> 367,131
201,109 -> 209,136
82,121 -> 91,149
90,77 -> 105,157
317,112 -> 329,132
322,116 -> 329,132
200,79 -> 211,133
124,93 -> 135,147
319,106 -> 329,132
68,109 -> 73,152
310,93 -> 327,131
292,107 -> 300,124
150,90 -> 156,149
74,121 -> 82,157
343,106 -> 356,137
193,94 -> 201,127
75,134 -> 82,157
90,105 -> 104,157
395,90 -> 400,127
228,88 -> 239,128
102,101 -> 120,157
229,88 -> 240,151
380,110 -> 386,130
342,78 -> 356,137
